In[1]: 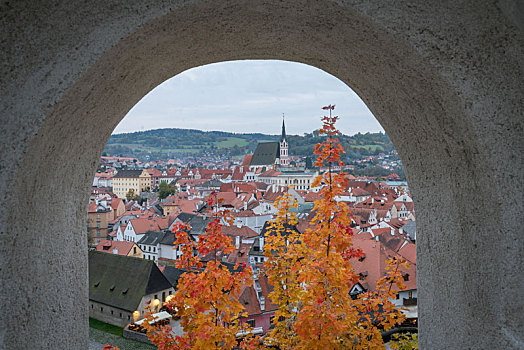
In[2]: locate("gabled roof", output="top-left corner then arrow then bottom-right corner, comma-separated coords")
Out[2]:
226,242 -> 253,264
137,230 -> 168,246
110,198 -> 123,211
175,213 -> 210,234
129,217 -> 169,235
222,225 -> 258,238
158,232 -> 177,245
239,285 -> 261,316
160,265 -> 185,289
95,240 -> 138,255
89,251 -> 172,312
250,142 -> 279,166
242,155 -> 253,166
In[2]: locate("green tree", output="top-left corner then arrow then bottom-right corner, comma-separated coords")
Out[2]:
125,188 -> 139,201
158,181 -> 176,200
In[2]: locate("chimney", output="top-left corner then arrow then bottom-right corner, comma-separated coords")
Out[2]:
371,198 -> 374,204
399,228 -> 404,235
235,236 -> 240,249
390,228 -> 395,236
375,236 -> 379,242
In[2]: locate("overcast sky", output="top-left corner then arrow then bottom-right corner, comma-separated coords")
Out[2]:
113,60 -> 383,136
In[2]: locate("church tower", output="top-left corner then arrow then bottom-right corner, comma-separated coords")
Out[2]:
279,115 -> 289,167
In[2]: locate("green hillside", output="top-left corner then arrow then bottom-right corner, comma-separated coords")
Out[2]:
104,128 -> 394,162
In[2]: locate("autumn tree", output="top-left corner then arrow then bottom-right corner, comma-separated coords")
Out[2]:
263,105 -> 411,349
111,106 -> 413,350
263,191 -> 303,348
142,193 -> 255,349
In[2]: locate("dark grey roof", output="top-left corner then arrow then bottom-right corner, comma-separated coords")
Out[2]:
159,232 -> 177,245
250,142 -> 279,166
161,262 -> 241,289
113,170 -> 143,178
402,220 -> 416,240
249,237 -> 264,256
89,251 -> 172,312
151,203 -> 164,216
137,230 -> 168,246
201,178 -> 223,188
281,118 -> 287,142
161,266 -> 185,289
176,213 -> 211,234
260,221 -> 298,238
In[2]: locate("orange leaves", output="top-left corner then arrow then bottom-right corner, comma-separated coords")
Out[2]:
142,107 -> 413,349
264,107 -> 411,349
145,196 -> 254,349
314,113 -> 344,169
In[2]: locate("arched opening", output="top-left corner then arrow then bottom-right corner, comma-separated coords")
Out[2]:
88,60 -> 415,345
2,2 -> 521,349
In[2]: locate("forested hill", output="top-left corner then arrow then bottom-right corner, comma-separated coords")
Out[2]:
104,128 -> 394,161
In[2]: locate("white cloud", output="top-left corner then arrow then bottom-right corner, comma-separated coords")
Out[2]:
113,60 -> 383,136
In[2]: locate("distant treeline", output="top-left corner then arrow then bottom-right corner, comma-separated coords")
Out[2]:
104,128 -> 395,162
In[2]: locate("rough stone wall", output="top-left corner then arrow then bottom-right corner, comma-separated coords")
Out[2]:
1,1 -> 522,349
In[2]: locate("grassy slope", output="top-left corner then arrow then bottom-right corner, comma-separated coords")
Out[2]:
89,317 -> 123,336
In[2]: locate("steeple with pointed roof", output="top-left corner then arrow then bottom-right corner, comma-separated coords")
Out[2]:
279,115 -> 289,167
280,115 -> 287,142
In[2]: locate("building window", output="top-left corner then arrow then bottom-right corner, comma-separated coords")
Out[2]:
101,307 -> 103,312
246,319 -> 255,328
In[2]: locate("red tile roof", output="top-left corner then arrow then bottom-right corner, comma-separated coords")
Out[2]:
110,198 -> 123,211
226,242 -> 253,265
242,155 -> 253,166
95,239 -> 138,256
129,217 -> 169,234
221,225 -> 258,238
351,234 -> 417,292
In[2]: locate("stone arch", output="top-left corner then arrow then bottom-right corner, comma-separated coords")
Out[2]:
1,1 -> 522,349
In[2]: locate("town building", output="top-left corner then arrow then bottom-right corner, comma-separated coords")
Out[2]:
112,169 -> 152,199
95,239 -> 143,258
87,200 -> 112,246
257,170 -> 317,191
88,251 -> 174,327
248,118 -> 289,171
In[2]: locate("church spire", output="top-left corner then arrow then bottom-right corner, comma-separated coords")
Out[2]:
279,114 -> 289,167
280,114 -> 287,142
